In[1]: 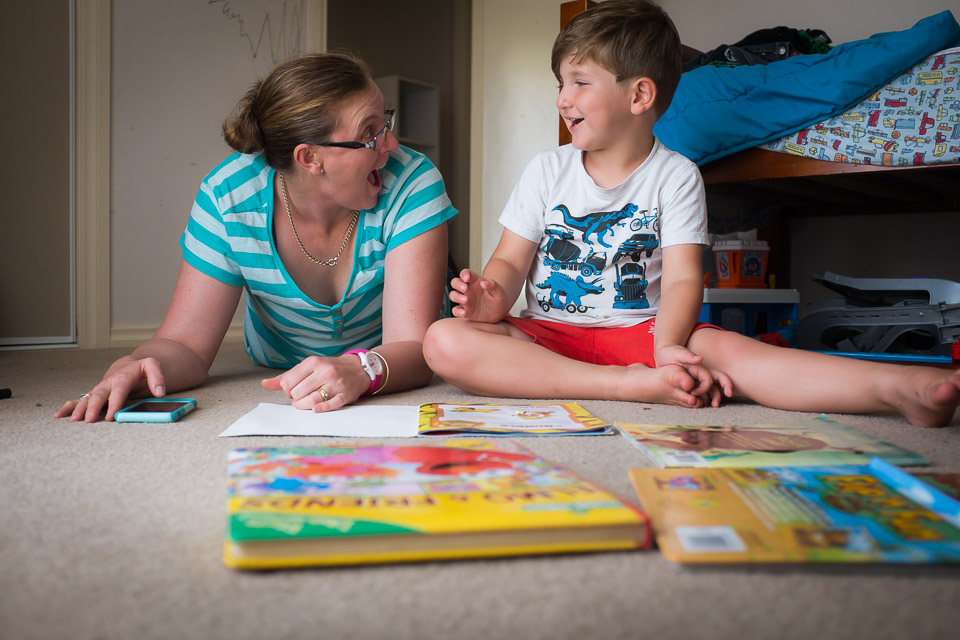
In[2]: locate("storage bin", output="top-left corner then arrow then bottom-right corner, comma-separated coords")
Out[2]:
713,240 -> 769,288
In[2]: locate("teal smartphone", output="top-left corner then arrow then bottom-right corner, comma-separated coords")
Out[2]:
114,398 -> 197,423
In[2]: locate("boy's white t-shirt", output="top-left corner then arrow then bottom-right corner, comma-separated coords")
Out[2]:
499,139 -> 708,328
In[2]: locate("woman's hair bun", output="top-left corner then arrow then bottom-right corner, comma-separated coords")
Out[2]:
222,85 -> 264,153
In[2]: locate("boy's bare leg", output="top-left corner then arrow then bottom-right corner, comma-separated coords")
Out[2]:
424,318 -> 712,407
689,328 -> 960,427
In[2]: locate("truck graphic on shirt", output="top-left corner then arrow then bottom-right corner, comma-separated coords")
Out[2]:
613,262 -> 650,309
541,225 -> 607,276
612,232 -> 659,261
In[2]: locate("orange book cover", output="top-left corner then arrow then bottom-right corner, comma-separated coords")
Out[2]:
629,459 -> 960,564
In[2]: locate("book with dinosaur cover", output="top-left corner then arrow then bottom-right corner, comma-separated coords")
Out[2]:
628,457 -> 960,564
225,440 -> 649,569
617,415 -> 927,468
418,402 -> 612,436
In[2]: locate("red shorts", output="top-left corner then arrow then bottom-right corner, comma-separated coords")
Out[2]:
502,317 -> 719,368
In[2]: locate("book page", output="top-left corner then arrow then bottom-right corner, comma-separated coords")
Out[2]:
219,403 -> 419,438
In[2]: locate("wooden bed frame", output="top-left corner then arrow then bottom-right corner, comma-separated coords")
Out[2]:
699,147 -> 960,216
559,0 -> 960,285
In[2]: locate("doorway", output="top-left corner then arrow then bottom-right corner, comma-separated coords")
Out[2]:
0,0 -> 74,347
326,0 -> 471,272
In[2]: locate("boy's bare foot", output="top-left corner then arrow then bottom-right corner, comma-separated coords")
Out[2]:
619,363 -> 708,408
889,368 -> 960,427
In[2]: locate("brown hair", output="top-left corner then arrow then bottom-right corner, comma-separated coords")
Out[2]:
551,0 -> 681,117
222,51 -> 372,171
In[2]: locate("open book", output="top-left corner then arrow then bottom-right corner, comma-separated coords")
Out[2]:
629,458 -> 960,564
418,402 -> 612,436
225,440 -> 649,569
219,402 -> 612,438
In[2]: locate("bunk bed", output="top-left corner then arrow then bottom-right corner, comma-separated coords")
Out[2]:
559,1 -> 960,285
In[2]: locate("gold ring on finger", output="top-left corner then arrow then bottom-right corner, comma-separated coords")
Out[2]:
317,387 -> 329,402
80,393 -> 93,399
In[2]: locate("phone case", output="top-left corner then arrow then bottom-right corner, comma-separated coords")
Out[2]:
114,398 -> 197,423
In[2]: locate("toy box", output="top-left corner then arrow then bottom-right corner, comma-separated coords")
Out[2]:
713,240 -> 769,288
699,288 -> 799,346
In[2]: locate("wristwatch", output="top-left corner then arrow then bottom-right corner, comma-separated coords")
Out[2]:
345,349 -> 383,395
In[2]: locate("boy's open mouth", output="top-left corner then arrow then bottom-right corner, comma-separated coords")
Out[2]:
570,117 -> 584,129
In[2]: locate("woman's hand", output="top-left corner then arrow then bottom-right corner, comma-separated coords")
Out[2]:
53,263 -> 242,424
261,354 -> 370,412
54,356 -> 167,423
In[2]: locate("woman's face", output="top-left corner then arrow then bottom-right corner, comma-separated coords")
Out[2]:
320,82 -> 399,212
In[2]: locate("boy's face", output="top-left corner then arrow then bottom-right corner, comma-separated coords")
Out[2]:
556,55 -> 636,152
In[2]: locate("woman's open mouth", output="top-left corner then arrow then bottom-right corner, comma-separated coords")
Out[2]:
368,169 -> 382,189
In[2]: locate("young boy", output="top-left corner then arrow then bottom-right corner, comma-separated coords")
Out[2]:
423,0 -> 960,427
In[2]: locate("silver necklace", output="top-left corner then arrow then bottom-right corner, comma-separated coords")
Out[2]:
278,173 -> 358,267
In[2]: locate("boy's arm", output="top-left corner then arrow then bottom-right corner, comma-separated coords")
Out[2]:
450,229 -> 538,323
654,243 -> 706,366
655,243 -> 734,406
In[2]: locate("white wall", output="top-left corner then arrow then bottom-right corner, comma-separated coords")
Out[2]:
473,0 -> 960,305
471,0 -> 563,271
111,0 -> 310,343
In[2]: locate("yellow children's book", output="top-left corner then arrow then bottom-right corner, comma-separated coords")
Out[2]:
418,402 -> 611,436
628,458 -> 960,564
617,415 -> 928,468
225,440 -> 649,569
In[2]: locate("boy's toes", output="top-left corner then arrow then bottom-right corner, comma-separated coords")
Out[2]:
663,364 -> 695,392
931,378 -> 960,406
900,373 -> 960,428
922,380 -> 960,427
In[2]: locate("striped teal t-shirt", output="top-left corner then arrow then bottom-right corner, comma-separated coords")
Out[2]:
180,146 -> 457,368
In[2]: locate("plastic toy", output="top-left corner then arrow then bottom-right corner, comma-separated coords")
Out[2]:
712,240 -> 769,288
795,272 -> 960,361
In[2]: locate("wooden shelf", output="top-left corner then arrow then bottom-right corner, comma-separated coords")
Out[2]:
375,75 -> 440,165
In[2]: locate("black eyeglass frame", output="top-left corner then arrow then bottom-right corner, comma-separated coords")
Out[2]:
316,110 -> 395,151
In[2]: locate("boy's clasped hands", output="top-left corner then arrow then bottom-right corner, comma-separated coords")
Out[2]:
650,343 -> 733,409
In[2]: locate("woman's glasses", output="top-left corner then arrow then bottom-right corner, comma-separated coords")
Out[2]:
318,110 -> 395,151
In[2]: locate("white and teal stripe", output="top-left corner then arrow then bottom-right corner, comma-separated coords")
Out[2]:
180,146 -> 457,368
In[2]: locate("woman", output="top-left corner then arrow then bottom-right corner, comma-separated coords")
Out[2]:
56,52 -> 456,422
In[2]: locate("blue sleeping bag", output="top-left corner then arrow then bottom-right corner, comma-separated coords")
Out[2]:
654,11 -> 960,166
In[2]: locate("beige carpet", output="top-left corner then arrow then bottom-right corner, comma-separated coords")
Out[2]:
2,342 -> 959,640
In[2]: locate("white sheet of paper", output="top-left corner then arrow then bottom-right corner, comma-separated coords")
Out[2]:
218,403 -> 419,438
